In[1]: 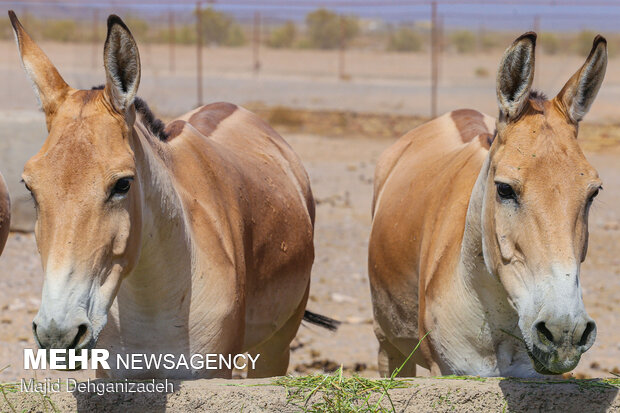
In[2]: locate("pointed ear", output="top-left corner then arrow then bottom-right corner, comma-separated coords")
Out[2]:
556,35 -> 607,124
103,15 -> 141,114
496,32 -> 536,121
8,10 -> 71,129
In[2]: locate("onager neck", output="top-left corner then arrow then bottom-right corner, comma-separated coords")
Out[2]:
455,155 -> 528,375
107,119 -> 194,354
459,157 -> 490,286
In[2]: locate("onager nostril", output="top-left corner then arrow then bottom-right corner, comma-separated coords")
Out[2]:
69,324 -> 89,350
535,321 -> 555,345
578,321 -> 596,347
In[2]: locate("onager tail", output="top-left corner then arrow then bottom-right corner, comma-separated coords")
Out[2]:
303,311 -> 340,331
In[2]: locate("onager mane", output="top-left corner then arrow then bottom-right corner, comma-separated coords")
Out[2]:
528,89 -> 548,102
91,85 -> 169,141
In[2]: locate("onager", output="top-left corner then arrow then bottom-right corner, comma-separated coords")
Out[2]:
10,11 -> 328,379
369,33 -> 607,377
0,172 -> 9,255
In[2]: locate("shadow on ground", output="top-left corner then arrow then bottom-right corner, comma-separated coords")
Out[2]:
71,379 -> 179,413
498,378 -> 618,413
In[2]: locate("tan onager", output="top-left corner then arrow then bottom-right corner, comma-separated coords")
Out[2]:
369,33 -> 606,377
10,11 -> 335,379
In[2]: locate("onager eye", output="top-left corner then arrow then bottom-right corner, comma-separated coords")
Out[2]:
496,182 -> 517,202
111,177 -> 133,198
21,179 -> 32,193
21,179 -> 36,203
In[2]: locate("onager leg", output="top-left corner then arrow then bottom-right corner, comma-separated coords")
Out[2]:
375,322 -> 417,378
247,287 -> 309,378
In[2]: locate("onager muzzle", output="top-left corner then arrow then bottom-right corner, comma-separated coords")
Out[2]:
529,313 -> 596,374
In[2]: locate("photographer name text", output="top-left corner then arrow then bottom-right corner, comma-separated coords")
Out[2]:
21,378 -> 174,396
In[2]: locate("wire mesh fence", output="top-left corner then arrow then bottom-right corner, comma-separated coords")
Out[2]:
2,0 -> 620,120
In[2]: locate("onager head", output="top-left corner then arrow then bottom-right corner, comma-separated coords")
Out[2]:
482,33 -> 606,374
10,12 -> 144,355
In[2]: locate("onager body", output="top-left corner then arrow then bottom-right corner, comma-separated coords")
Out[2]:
10,12 -> 317,379
0,173 -> 9,255
369,33 -> 607,377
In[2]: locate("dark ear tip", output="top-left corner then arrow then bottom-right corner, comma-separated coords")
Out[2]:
8,10 -> 20,28
107,14 -> 131,33
514,31 -> 537,45
593,35 -> 607,47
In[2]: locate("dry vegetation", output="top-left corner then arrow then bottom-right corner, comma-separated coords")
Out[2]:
250,104 -> 428,139
251,104 -> 620,150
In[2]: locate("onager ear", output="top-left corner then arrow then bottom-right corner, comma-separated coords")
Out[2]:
8,10 -> 71,130
496,32 -> 536,121
103,15 -> 141,114
556,35 -> 607,124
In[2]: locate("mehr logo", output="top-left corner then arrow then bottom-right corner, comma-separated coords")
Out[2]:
24,349 -> 260,370
24,349 -> 109,370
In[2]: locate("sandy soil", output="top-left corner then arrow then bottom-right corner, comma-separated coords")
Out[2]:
1,132 -> 619,383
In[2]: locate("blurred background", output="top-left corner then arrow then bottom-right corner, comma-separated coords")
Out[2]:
3,0 -> 620,118
0,0 -> 619,382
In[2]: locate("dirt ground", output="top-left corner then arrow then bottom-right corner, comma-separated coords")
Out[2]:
1,130 -> 619,383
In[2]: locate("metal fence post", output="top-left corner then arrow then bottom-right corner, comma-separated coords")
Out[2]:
431,1 -> 438,118
169,10 -> 175,74
196,1 -> 203,107
253,11 -> 261,74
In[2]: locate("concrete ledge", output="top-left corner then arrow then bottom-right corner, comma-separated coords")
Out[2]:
1,377 -> 618,412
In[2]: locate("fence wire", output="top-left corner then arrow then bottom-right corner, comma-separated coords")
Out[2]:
1,0 -> 619,119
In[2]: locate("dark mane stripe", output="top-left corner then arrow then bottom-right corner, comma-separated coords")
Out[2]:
529,89 -> 548,102
91,85 -> 169,141
133,98 -> 168,141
